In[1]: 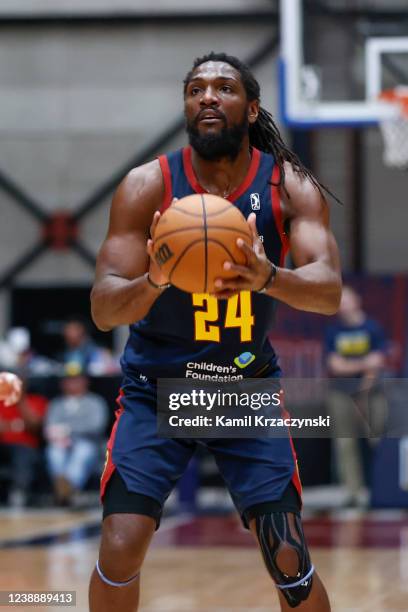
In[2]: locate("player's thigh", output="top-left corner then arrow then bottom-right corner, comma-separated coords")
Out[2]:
106,376 -> 196,507
207,436 -> 297,517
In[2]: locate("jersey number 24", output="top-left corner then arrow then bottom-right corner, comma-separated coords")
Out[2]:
192,291 -> 254,342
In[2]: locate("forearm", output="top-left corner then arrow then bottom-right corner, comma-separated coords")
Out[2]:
266,261 -> 341,315
328,355 -> 366,376
91,273 -> 162,331
362,352 -> 385,371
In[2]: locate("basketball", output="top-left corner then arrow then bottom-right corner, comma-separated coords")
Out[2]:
152,194 -> 252,293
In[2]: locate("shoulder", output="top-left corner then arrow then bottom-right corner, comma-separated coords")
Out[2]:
115,159 -> 164,207
109,158 -> 166,233
280,161 -> 328,222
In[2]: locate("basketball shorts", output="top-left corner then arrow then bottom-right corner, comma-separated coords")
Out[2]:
101,373 -> 302,529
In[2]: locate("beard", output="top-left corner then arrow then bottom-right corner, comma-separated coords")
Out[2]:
186,110 -> 248,162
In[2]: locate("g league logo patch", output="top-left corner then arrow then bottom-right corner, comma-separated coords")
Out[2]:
250,193 -> 260,211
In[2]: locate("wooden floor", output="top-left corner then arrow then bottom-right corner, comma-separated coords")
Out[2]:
0,509 -> 408,612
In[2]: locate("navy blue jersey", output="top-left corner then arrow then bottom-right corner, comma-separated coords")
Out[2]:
121,146 -> 288,380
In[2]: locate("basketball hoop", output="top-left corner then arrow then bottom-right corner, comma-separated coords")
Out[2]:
378,86 -> 408,169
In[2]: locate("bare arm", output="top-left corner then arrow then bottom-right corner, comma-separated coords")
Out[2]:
266,164 -> 341,314
91,160 -> 168,331
213,163 -> 342,314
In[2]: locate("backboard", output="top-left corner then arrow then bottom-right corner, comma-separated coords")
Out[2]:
279,0 -> 408,128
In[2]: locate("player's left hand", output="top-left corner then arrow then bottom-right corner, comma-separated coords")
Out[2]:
212,213 -> 274,299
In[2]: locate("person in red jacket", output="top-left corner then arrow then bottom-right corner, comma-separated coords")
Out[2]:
0,378 -> 48,507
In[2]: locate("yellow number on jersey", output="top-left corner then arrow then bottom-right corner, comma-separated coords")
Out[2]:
193,291 -> 254,342
192,294 -> 220,342
225,291 -> 254,342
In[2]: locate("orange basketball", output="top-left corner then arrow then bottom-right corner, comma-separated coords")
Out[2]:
152,194 -> 252,293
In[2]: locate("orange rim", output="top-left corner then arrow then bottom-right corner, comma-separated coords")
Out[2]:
379,89 -> 408,116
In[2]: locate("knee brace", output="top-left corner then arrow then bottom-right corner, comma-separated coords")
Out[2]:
255,512 -> 314,608
96,559 -> 140,588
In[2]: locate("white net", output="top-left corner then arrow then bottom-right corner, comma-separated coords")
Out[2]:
379,87 -> 408,170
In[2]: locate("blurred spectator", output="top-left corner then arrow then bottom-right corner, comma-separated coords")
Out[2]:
61,317 -> 119,375
0,327 -> 58,376
325,285 -> 388,507
44,368 -> 108,506
0,383 -> 48,507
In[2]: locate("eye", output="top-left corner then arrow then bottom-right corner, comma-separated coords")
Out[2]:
190,87 -> 201,96
220,85 -> 233,93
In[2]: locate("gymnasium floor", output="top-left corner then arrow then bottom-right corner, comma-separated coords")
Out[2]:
0,504 -> 407,612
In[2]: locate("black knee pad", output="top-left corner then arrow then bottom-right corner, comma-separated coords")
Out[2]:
255,512 -> 314,608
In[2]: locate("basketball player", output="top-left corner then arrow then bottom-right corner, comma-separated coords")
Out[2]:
0,372 -> 22,406
89,53 -> 341,611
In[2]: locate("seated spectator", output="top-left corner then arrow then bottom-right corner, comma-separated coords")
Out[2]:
0,381 -> 48,507
61,317 -> 118,375
44,367 -> 108,506
0,328 -> 58,376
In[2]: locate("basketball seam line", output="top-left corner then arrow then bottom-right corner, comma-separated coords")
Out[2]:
167,238 -> 239,287
168,241 -> 197,284
202,194 -> 208,294
168,237 -> 242,287
155,226 -> 252,242
170,203 -> 233,218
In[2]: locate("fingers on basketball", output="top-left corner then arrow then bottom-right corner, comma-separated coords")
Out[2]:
152,194 -> 252,293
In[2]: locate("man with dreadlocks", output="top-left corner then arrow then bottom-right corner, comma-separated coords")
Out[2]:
89,52 -> 341,611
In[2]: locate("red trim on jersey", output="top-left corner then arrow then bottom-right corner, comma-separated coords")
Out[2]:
183,146 -> 261,203
228,148 -> 261,202
158,155 -> 173,213
280,392 -> 303,506
271,164 -> 289,265
183,147 -> 205,194
289,437 -> 303,505
100,389 -> 125,500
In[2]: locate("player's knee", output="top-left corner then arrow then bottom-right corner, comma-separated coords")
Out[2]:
254,511 -> 314,608
275,542 -> 302,577
99,515 -> 153,581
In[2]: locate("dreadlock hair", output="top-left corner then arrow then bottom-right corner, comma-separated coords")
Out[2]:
184,52 -> 340,204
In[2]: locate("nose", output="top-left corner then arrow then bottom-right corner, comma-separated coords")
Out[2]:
200,86 -> 219,106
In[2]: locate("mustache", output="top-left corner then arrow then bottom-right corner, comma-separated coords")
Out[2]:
194,109 -> 227,126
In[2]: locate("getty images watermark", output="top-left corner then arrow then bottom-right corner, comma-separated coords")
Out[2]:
157,378 -> 334,438
157,378 -> 408,439
166,388 -> 330,431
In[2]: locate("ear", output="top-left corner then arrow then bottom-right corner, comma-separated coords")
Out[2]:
248,99 -> 260,125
